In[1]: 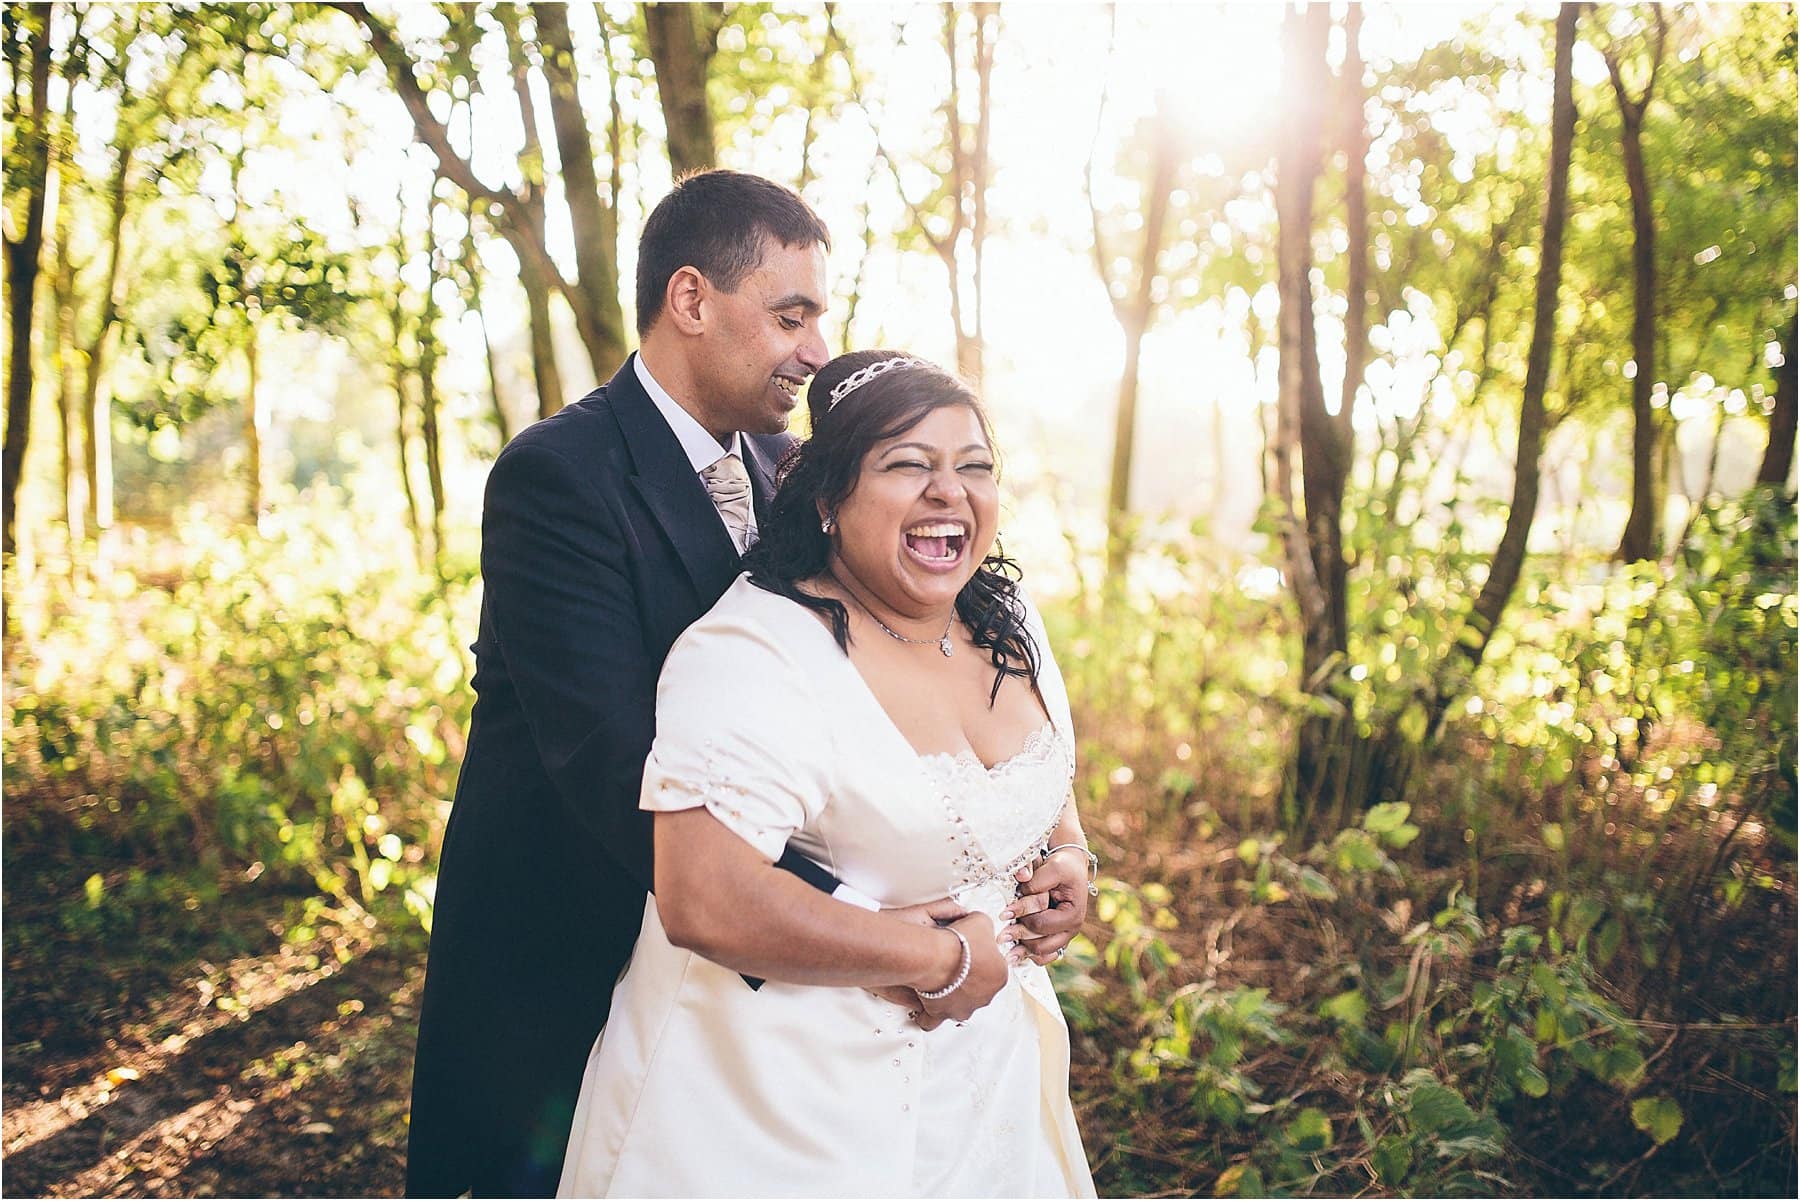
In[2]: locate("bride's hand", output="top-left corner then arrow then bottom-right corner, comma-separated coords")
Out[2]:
1003,850 -> 1091,966
915,913 -> 1008,1024
866,896 -> 966,1029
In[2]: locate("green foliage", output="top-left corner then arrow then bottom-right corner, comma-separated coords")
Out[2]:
3,496 -> 473,935
1045,505 -> 1793,1195
1630,1095 -> 1684,1146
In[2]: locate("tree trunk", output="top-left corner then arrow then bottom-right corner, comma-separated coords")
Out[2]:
1274,2 -> 1334,669
1330,1 -> 1367,659
80,125 -> 131,536
1338,1 -> 1368,467
1757,308 -> 1797,488
470,262 -> 511,447
1276,2 -> 1349,824
963,2 -> 996,386
50,152 -> 79,539
521,252 -> 567,421
420,240 -> 446,568
494,6 -> 568,420
643,2 -> 719,177
2,1 -> 54,561
535,2 -> 626,376
244,320 -> 262,524
1427,3 -> 1581,733
1608,9 -> 1667,562
393,363 -> 421,562
1103,110 -> 1176,584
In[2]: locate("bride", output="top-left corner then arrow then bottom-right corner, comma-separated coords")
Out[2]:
558,350 -> 1098,1198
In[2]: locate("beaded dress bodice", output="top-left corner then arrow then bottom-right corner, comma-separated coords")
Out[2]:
917,722 -> 1074,924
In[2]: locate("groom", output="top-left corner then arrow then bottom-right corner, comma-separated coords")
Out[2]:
404,171 -> 841,1198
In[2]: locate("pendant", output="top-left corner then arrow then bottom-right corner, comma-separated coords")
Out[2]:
939,636 -> 954,657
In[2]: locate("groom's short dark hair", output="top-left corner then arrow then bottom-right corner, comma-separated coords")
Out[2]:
636,170 -> 831,336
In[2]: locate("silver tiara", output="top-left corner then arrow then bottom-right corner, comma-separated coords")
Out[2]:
826,356 -> 928,409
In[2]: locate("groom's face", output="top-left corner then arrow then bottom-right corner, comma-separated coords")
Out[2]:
694,237 -> 831,440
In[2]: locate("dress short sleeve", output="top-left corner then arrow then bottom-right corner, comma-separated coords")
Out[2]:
639,605 -> 828,862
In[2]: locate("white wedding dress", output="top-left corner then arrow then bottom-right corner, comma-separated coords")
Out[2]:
557,575 -> 1096,1198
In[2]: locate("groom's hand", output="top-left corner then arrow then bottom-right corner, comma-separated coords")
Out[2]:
884,896 -> 968,928
1003,851 -> 1091,966
867,897 -> 967,1029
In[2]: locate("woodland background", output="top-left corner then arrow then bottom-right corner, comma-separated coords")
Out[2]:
2,2 -> 1795,1196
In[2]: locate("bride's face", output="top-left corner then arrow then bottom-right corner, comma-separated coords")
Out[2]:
830,404 -> 999,619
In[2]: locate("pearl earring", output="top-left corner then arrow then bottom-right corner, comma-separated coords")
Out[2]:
820,514 -> 835,535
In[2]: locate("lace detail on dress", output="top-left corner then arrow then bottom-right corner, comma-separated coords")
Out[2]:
918,722 -> 1074,921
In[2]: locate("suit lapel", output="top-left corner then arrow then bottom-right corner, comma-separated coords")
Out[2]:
609,357 -> 740,604
741,434 -> 785,528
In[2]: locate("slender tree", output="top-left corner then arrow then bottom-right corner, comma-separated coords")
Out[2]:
1605,5 -> 1669,562
420,225 -> 446,568
2,2 -> 54,560
494,3 -> 569,419
642,2 -> 722,176
1426,3 -> 1582,733
1089,105 -> 1177,585
47,8 -> 86,540
1760,309 -> 1797,489
1271,1 -> 1334,698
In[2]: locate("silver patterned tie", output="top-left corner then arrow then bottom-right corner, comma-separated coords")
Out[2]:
699,453 -> 755,553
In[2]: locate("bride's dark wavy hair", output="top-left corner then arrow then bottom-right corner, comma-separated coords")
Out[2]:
744,349 -> 1039,706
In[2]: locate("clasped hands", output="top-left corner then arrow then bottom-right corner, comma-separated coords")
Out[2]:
869,848 -> 1092,1029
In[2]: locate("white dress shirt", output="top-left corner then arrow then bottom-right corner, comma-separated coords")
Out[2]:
633,353 -> 759,547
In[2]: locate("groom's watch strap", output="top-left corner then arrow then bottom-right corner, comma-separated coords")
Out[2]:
742,847 -> 870,990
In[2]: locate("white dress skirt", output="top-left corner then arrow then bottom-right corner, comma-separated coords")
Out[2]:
557,575 -> 1097,1198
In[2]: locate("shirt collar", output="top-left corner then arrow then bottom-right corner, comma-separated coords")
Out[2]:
633,352 -> 743,473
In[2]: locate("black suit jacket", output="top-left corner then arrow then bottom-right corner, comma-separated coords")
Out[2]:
404,359 -> 808,1197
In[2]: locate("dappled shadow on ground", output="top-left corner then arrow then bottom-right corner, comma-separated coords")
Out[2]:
3,897 -> 417,1198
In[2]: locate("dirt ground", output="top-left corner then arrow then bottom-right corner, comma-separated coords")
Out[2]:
3,896 -> 417,1198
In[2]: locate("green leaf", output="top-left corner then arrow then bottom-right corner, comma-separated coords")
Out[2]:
1295,867 -> 1338,900
1630,1096 -> 1684,1145
1370,1135 -> 1413,1185
1601,1045 -> 1647,1091
1408,1082 -> 1478,1135
1530,962 -> 1567,1005
1320,988 -> 1369,1026
1213,1163 -> 1265,1198
1594,917 -> 1624,966
1363,801 -> 1413,834
1565,895 -> 1606,943
1383,822 -> 1422,850
84,873 -> 105,910
1284,1106 -> 1334,1153
1331,830 -> 1387,873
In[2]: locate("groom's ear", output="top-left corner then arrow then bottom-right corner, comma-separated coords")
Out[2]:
665,266 -> 708,335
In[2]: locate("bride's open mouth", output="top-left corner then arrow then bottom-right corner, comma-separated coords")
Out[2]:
903,521 -> 968,568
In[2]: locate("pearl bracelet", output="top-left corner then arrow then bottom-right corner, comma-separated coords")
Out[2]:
1044,842 -> 1101,897
917,926 -> 971,1000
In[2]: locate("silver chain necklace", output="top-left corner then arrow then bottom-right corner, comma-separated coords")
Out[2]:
832,574 -> 955,657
